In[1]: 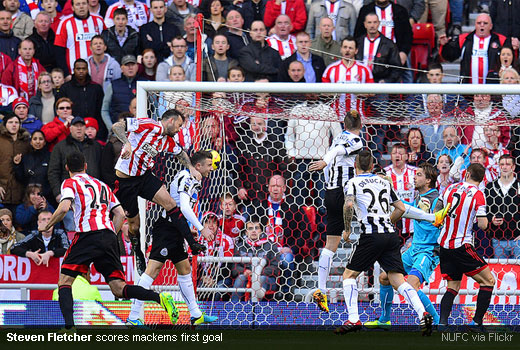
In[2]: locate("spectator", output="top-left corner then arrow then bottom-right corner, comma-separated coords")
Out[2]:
501,68 -> 520,121
436,154 -> 454,194
449,148 -> 498,190
29,73 -> 56,126
11,210 -> 70,264
84,117 -> 104,146
117,219 -> 134,256
406,127 -> 435,167
407,62 -> 468,116
13,130 -> 53,202
203,34 -> 239,81
101,7 -> 140,64
487,46 -> 519,84
485,154 -> 520,259
263,0 -> 307,34
156,36 -> 195,81
47,116 -> 102,207
86,35 -> 122,91
204,0 -> 227,39
101,54 -> 146,129
0,82 -> 18,112
87,0 -> 109,18
0,115 -> 31,212
239,20 -> 282,81
100,111 -> 131,188
139,0 -> 181,63
41,97 -> 74,151
230,217 -> 280,301
54,0 -> 106,77
0,10 -> 21,60
355,0 -> 413,83
437,125 -> 470,170
50,68 -> 65,91
57,58 -> 106,141
306,0 -> 357,41
439,13 -> 509,84
460,94 -> 510,149
418,0 -> 447,40
12,97 -> 43,135
104,0 -> 150,31
266,14 -> 296,60
15,184 -> 55,235
224,10 -> 250,60
137,48 -> 158,81
483,125 -> 511,165
0,208 -> 25,254
384,143 -> 416,244
278,31 -> 326,83
238,0 -> 267,31
27,12 -> 59,72
219,193 -> 246,242
356,13 -> 401,83
183,14 -> 213,61
1,39 -> 45,101
3,0 -> 33,40
166,0 -> 199,34
490,0 -> 520,39
40,0 -> 65,33
235,115 -> 287,204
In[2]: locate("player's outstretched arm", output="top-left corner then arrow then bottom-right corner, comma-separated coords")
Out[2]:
43,199 -> 72,231
176,150 -> 202,180
343,195 -> 355,238
112,120 -> 129,144
390,200 -> 406,224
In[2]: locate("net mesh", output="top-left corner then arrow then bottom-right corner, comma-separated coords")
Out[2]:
142,86 -> 520,326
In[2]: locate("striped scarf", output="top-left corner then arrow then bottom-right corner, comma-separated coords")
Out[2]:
16,56 -> 39,99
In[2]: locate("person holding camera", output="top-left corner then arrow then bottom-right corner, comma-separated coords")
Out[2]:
15,184 -> 55,235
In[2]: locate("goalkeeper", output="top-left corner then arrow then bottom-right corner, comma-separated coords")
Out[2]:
126,150 -> 219,326
366,163 -> 446,328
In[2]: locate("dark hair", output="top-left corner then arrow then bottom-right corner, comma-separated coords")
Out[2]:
114,7 -> 128,18
344,109 -> 362,131
74,58 -> 88,68
406,127 -> 426,148
18,39 -> 34,50
391,143 -> 407,153
355,149 -> 374,171
372,163 -> 385,176
117,111 -> 133,122
341,36 -> 357,48
470,147 -> 487,158
150,0 -> 166,5
66,152 -> 86,173
23,183 -> 43,208
31,129 -> 46,141
161,108 -> 185,122
466,163 -> 485,183
227,66 -> 245,78
190,150 -> 213,166
171,36 -> 187,44
427,62 -> 444,72
90,34 -> 106,45
38,210 -> 53,220
363,12 -> 379,22
247,216 -> 261,226
499,154 -> 515,164
419,162 -> 438,189
437,154 -> 453,166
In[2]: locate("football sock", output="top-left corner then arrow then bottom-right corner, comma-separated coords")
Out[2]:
318,248 -> 334,292
343,279 -> 359,323
440,288 -> 458,324
402,204 -> 435,222
379,284 -> 394,323
58,285 -> 74,328
166,207 -> 198,247
418,290 -> 439,324
128,273 -> 154,320
123,285 -> 160,304
178,273 -> 202,319
398,282 -> 425,317
473,286 -> 493,325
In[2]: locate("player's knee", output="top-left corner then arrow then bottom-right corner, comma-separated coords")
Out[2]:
486,274 -> 496,287
379,272 -> 389,285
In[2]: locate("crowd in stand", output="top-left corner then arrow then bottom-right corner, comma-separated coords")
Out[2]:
1,0 -> 520,301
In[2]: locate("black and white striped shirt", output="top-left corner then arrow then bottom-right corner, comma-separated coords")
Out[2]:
324,130 -> 363,190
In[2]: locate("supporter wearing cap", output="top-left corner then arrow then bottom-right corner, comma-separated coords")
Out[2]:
84,117 -> 106,146
12,96 -> 42,135
101,54 -> 147,130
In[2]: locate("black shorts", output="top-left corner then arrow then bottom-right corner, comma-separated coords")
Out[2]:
149,217 -> 189,264
439,244 -> 488,281
325,187 -> 345,237
346,234 -> 406,274
61,229 -> 125,282
114,170 -> 163,218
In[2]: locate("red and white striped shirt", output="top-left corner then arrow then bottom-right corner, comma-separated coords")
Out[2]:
104,0 -> 150,31
363,35 -> 381,70
115,117 -> 182,177
470,35 -> 491,84
55,14 -> 106,72
266,34 -> 296,60
322,60 -> 374,114
384,164 -> 417,233
60,173 -> 120,233
375,5 -> 395,42
439,182 -> 486,249
0,83 -> 18,107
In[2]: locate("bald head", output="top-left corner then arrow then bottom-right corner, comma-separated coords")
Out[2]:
274,14 -> 292,39
475,13 -> 492,38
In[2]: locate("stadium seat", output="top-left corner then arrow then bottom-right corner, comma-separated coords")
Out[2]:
410,23 -> 436,82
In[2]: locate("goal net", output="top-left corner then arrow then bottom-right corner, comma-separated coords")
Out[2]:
137,81 -> 520,327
